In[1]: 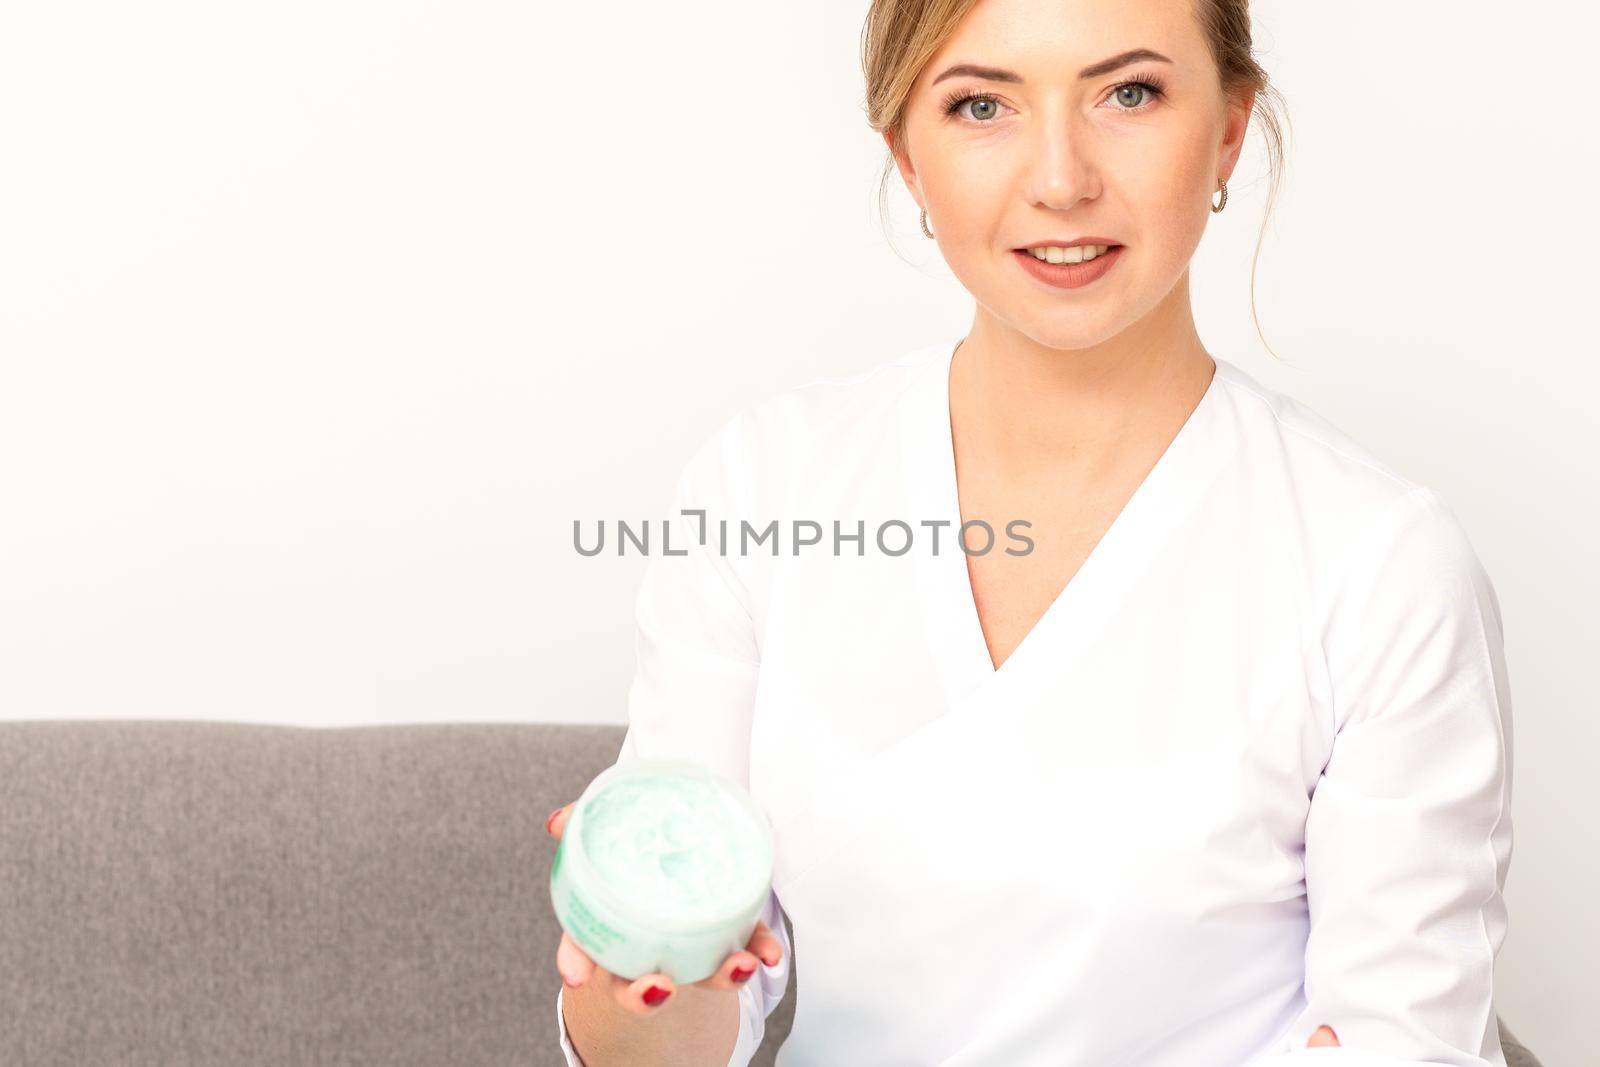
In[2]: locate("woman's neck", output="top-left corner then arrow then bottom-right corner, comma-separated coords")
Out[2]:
950,312 -> 1216,487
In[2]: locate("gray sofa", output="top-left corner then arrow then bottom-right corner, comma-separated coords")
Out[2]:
0,721 -> 1540,1066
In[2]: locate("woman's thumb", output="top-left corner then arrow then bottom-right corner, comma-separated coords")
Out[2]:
1307,1025 -> 1340,1047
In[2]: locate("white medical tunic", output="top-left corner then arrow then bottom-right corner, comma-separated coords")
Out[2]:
556,335 -> 1514,1067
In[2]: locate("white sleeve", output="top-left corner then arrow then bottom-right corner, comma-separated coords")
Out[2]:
726,888 -> 794,1065
1252,486 -> 1514,1067
554,410 -> 793,1067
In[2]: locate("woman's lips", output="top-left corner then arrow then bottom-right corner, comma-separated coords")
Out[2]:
1010,245 -> 1125,290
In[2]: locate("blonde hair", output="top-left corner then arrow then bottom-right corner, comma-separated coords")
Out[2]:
861,0 -> 1292,361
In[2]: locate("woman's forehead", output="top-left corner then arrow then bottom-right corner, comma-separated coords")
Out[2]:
926,0 -> 1205,78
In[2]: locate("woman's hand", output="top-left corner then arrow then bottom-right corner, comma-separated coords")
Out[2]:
1307,1025 -> 1340,1047
545,801 -> 786,1014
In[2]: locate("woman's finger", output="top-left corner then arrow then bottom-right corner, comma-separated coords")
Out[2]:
744,919 -> 784,968
545,802 -> 574,839
1307,1024 -> 1340,1047
692,948 -> 765,993
556,930 -> 597,989
618,971 -> 678,1014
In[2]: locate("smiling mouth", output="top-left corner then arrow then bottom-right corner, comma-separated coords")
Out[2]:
1014,243 -> 1123,263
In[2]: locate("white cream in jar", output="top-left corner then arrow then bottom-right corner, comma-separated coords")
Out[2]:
549,759 -> 774,984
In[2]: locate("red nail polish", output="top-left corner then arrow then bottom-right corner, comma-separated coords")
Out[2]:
545,808 -> 561,833
731,967 -> 754,983
643,985 -> 671,1007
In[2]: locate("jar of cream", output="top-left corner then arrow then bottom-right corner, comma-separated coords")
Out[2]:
549,758 -> 775,984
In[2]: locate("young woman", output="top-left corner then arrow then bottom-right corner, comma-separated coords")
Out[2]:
551,1 -> 1514,1064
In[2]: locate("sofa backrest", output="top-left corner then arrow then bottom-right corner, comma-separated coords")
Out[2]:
0,720 -> 799,1065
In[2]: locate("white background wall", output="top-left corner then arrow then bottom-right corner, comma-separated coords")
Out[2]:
1,1 -> 1592,1059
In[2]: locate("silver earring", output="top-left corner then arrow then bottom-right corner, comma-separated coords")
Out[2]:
920,208 -> 934,238
1211,179 -> 1228,213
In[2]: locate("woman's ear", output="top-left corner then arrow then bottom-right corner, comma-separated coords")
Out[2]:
1217,86 -> 1257,179
884,129 -> 923,214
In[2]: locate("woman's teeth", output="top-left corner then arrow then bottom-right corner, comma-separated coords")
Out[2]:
1025,244 -> 1112,264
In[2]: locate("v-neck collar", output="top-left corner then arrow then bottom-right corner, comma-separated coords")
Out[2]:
893,334 -> 1235,717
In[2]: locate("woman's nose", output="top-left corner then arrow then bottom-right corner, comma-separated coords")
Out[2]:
1022,114 -> 1101,210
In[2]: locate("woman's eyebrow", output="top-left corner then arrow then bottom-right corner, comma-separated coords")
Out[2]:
929,48 -> 1173,87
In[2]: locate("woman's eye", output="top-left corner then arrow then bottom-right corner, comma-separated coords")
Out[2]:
1106,80 -> 1164,112
944,93 -> 1006,123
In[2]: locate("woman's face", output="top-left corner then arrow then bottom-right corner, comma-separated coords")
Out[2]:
892,0 -> 1254,350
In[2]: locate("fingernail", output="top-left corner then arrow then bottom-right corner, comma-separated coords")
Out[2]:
545,808 -> 562,834
642,985 -> 671,1007
731,966 -> 754,983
